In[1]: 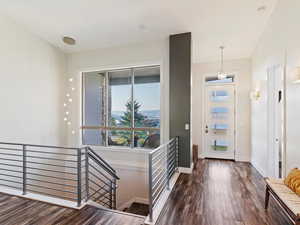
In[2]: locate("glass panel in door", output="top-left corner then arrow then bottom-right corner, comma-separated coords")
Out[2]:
204,85 -> 235,160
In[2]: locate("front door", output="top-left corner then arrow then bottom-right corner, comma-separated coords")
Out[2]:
204,84 -> 236,160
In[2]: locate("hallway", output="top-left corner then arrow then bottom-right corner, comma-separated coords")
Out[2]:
157,159 -> 292,225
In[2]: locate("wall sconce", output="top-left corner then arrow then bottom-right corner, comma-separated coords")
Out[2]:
293,67 -> 300,84
250,90 -> 261,100
250,81 -> 261,101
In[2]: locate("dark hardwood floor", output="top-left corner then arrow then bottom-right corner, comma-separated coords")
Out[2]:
0,193 -> 145,225
123,202 -> 149,216
0,160 -> 293,225
156,159 -> 292,225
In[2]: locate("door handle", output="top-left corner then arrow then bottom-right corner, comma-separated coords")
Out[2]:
205,125 -> 208,134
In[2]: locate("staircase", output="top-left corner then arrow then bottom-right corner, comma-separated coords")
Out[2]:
123,202 -> 149,216
0,142 -> 119,209
0,138 -> 180,225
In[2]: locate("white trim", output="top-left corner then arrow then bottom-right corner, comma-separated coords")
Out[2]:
87,149 -> 148,171
178,162 -> 194,174
85,146 -> 151,154
202,73 -> 237,160
0,186 -> 84,209
251,160 -> 266,177
144,172 -> 180,225
78,62 -> 165,148
79,62 -> 162,74
110,162 -> 147,172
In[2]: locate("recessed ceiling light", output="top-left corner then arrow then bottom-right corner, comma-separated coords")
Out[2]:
62,36 -> 76,45
257,5 -> 267,12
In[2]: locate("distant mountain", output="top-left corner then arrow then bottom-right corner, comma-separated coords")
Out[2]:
142,110 -> 160,119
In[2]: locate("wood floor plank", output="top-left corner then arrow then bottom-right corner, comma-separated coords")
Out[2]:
156,159 -> 293,225
0,192 -> 145,225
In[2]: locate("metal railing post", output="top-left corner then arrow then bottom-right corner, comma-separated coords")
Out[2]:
77,148 -> 82,207
112,178 -> 117,209
22,145 -> 27,195
85,147 -> 89,202
110,180 -> 113,209
148,153 -> 153,222
176,136 -> 179,169
166,144 -> 170,190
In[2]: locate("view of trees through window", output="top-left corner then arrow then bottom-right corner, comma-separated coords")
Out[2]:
82,66 -> 160,149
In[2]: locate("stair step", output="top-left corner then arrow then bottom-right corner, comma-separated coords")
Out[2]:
123,202 -> 149,216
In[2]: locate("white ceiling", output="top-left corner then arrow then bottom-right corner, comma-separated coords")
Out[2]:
0,0 -> 277,62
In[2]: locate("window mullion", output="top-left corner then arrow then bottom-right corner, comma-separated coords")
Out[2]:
131,68 -> 135,148
105,71 -> 109,147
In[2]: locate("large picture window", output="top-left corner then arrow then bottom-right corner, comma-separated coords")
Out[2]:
82,66 -> 160,149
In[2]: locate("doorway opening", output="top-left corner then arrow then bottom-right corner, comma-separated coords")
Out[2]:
203,76 -> 236,160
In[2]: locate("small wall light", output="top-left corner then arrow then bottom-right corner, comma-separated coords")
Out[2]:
293,67 -> 300,84
250,81 -> 261,101
250,90 -> 261,101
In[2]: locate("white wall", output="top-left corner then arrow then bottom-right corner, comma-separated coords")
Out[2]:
251,0 -> 300,176
192,58 -> 252,162
0,16 -> 66,146
66,39 -> 169,155
66,39 -> 169,206
0,16 -> 69,196
114,165 -> 148,209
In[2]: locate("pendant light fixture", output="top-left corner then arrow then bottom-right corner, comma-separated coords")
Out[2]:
218,46 -> 227,80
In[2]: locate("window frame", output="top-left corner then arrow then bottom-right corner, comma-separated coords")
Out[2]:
81,65 -> 161,149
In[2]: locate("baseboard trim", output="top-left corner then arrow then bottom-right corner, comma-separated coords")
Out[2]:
250,160 -> 266,178
0,186 -> 83,209
110,163 -> 147,172
179,162 -> 194,174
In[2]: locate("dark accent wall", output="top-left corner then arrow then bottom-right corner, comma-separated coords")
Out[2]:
169,32 -> 191,168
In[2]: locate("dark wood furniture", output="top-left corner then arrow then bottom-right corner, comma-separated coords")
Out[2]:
192,144 -> 198,168
265,178 -> 300,225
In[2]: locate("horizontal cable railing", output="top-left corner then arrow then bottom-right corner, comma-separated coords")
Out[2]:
148,137 -> 179,222
0,142 -> 119,208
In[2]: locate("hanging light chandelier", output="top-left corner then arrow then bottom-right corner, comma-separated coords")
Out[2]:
218,46 -> 227,80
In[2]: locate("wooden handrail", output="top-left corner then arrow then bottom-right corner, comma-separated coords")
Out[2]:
81,126 -> 160,131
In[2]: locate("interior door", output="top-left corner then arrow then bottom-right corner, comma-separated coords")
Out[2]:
267,65 -> 285,178
204,84 -> 235,160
